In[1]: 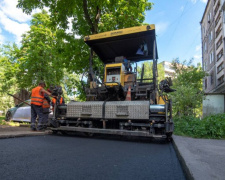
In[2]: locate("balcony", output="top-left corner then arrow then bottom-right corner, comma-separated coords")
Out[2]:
215,14 -> 221,29
216,36 -> 223,50
214,1 -> 220,16
216,24 -> 222,39
217,74 -> 225,86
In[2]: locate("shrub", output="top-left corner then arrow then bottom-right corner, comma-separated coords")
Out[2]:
173,113 -> 225,139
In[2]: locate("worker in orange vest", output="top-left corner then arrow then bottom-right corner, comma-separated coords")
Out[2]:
52,96 -> 65,111
42,89 -> 52,129
30,81 -> 53,131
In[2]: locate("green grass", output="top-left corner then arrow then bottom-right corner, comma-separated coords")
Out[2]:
174,113 -> 225,139
0,116 -> 22,126
0,116 -> 7,125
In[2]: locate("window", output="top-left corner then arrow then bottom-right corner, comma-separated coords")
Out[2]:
204,42 -> 207,52
204,61 -> 207,71
216,37 -> 222,49
215,14 -> 221,26
205,78 -> 207,89
216,24 -> 222,38
209,51 -> 214,64
211,72 -> 214,85
218,75 -> 224,85
217,49 -> 223,61
217,62 -> 224,73
215,2 -> 220,15
209,31 -> 213,42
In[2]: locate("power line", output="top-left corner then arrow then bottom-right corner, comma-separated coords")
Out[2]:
164,0 -> 201,56
182,30 -> 201,57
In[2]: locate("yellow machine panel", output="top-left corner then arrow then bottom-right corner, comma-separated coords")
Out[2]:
104,63 -> 125,86
84,25 -> 155,41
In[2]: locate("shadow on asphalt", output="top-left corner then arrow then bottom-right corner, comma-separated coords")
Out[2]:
50,131 -> 170,144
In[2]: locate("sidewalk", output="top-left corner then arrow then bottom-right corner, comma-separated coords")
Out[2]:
0,125 -> 48,139
173,135 -> 225,180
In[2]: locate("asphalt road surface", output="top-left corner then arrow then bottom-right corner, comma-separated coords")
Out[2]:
0,134 -> 185,180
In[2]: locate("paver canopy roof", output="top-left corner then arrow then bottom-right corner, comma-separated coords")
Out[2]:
84,25 -> 158,63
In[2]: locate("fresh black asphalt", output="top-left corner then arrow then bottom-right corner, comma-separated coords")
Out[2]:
0,134 -> 185,180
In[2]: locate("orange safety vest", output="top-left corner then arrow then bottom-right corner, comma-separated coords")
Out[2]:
42,98 -> 50,108
31,86 -> 44,106
52,97 -> 63,105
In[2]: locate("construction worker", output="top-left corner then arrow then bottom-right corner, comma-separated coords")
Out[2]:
123,56 -> 129,71
52,96 -> 65,110
42,89 -> 52,129
30,81 -> 52,131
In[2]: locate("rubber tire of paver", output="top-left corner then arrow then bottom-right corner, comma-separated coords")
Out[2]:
5,111 -> 12,121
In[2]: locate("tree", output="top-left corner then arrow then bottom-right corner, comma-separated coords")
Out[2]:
0,47 -> 18,112
15,10 -> 64,89
137,61 -> 165,83
17,0 -> 153,74
169,59 -> 206,117
16,1 -> 153,100
17,0 -> 153,35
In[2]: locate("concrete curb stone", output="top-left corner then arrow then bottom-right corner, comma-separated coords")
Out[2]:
0,125 -> 51,139
173,135 -> 225,180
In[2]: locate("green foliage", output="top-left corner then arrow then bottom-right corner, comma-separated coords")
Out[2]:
16,10 -> 64,89
0,116 -> 6,125
0,48 -> 17,112
169,59 -> 206,117
0,116 -> 22,126
174,114 -> 225,139
11,1 -> 153,101
18,0 -> 153,34
137,61 -> 165,82
17,0 -> 153,87
0,44 -> 19,92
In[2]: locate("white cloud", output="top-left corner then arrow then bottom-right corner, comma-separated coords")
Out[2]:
0,11 -> 30,43
191,0 -> 207,4
200,0 -> 207,3
193,54 -> 202,66
0,0 -> 32,23
155,22 -> 169,36
0,0 -> 50,44
195,44 -> 201,51
0,0 -> 33,44
194,54 -> 201,59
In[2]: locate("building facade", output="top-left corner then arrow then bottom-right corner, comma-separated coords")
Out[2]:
201,0 -> 225,93
200,0 -> 225,116
159,61 -> 176,78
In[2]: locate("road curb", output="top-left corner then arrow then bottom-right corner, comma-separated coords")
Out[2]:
0,132 -> 49,139
172,137 -> 194,180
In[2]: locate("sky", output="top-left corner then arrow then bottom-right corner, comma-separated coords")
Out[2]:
0,0 -> 207,66
145,0 -> 207,65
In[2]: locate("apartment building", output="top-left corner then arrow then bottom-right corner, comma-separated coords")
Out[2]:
201,0 -> 225,93
159,61 -> 176,78
200,0 -> 225,116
